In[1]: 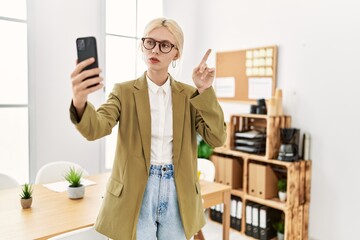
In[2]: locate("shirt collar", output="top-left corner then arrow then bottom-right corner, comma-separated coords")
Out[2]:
146,75 -> 171,94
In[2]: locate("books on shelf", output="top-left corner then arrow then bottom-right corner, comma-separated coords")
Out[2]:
231,196 -> 242,231
245,202 -> 282,240
234,130 -> 266,154
235,130 -> 266,139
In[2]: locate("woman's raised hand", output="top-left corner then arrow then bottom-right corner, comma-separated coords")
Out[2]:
71,58 -> 103,116
192,49 -> 215,93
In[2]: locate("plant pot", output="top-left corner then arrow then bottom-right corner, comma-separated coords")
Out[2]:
277,232 -> 284,240
67,185 -> 85,199
278,191 -> 287,202
21,198 -> 32,209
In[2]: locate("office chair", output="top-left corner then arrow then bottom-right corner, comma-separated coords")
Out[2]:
197,158 -> 216,182
194,158 -> 216,240
48,226 -> 108,240
35,161 -> 89,184
0,173 -> 19,190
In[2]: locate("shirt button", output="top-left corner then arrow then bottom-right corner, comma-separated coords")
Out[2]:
162,167 -> 166,171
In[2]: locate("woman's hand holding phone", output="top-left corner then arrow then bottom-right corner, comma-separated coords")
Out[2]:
71,58 -> 103,118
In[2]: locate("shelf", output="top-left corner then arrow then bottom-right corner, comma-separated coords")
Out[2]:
231,188 -> 244,198
234,113 -> 291,119
236,113 -> 269,119
214,147 -> 298,168
230,114 -> 292,159
248,156 -> 296,167
245,194 -> 286,211
213,147 -> 245,157
209,112 -> 311,240
213,147 -> 264,159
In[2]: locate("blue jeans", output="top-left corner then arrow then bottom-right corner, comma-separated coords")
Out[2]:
136,164 -> 187,240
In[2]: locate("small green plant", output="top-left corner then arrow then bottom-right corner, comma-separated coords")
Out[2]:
20,183 -> 33,199
197,139 -> 213,159
273,220 -> 285,234
64,167 -> 83,187
277,178 -> 287,193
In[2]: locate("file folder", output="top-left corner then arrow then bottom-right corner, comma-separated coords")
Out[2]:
230,197 -> 237,230
210,206 -> 217,221
252,204 -> 260,239
245,202 -> 253,236
219,203 -> 224,223
215,204 -> 223,223
259,206 -> 281,240
230,196 -> 242,231
235,198 -> 242,231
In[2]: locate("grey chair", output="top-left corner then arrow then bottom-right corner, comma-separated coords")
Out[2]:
35,161 -> 89,184
0,173 -> 19,190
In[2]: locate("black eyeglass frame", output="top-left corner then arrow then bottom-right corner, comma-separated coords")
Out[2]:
141,37 -> 177,54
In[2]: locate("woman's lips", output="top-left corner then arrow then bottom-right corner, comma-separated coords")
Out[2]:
149,57 -> 160,64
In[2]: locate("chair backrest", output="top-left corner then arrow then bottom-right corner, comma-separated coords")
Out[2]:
197,158 -> 215,182
48,226 -> 107,240
35,161 -> 89,184
0,173 -> 19,190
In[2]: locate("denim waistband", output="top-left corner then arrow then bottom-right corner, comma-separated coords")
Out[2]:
149,164 -> 174,179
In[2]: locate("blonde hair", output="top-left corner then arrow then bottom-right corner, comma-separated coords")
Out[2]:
143,18 -> 184,59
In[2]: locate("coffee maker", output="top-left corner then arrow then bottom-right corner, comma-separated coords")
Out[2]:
278,128 -> 300,162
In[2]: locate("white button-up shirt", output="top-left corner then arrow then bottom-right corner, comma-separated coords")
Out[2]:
146,76 -> 173,165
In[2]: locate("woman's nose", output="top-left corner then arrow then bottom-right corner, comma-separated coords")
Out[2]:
152,43 -> 160,54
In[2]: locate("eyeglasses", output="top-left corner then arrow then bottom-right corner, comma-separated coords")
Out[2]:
141,37 -> 177,54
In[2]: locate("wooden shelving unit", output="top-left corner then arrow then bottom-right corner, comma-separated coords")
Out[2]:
210,114 -> 312,240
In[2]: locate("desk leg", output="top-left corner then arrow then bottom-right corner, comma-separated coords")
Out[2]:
222,190 -> 231,240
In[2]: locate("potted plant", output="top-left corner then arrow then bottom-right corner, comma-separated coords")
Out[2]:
197,138 -> 213,160
277,178 -> 287,202
197,136 -> 214,180
273,220 -> 285,240
64,167 -> 85,199
20,183 -> 33,209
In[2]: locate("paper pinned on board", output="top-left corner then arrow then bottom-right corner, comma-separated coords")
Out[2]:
248,77 -> 272,99
214,77 -> 235,98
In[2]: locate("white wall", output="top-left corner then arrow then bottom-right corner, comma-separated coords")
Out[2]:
28,0 -> 105,180
164,0 -> 360,239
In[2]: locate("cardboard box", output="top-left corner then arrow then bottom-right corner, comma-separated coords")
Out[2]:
211,155 -> 243,189
249,163 -> 278,199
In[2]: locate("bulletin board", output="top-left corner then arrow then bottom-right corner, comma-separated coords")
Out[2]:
214,46 -> 277,102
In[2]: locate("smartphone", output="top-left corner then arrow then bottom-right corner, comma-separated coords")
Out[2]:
76,36 -> 99,87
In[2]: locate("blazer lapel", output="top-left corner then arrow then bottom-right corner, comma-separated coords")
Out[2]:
134,74 -> 151,174
171,78 -> 186,176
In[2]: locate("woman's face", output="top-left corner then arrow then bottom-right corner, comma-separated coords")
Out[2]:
142,26 -> 178,72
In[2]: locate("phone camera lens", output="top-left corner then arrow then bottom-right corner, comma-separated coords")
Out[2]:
78,39 -> 86,51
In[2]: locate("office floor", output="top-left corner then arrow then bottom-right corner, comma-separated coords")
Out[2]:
201,212 -> 247,240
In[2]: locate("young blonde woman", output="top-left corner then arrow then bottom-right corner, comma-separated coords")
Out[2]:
70,18 -> 226,240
